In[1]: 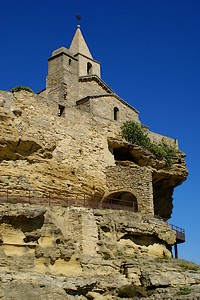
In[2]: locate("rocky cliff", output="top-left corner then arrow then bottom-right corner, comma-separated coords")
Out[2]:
0,90 -> 187,217
0,90 -> 118,196
0,89 -> 190,299
0,204 -> 199,300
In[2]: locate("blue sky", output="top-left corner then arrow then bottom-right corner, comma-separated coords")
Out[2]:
0,0 -> 200,263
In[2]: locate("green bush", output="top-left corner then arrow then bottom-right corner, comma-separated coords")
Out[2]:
149,142 -> 165,158
10,86 -> 34,93
121,121 -> 178,167
121,121 -> 151,148
159,139 -> 178,167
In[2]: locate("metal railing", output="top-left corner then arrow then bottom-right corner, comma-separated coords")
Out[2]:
170,224 -> 185,243
154,215 -> 185,244
0,188 -> 185,243
0,188 -> 137,212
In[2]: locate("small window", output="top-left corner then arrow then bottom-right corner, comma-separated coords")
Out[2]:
69,59 -> 71,65
87,62 -> 92,75
114,107 -> 119,121
58,104 -> 65,117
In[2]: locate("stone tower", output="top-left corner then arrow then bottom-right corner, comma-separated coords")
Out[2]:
69,25 -> 101,78
45,25 -> 139,124
46,25 -> 101,107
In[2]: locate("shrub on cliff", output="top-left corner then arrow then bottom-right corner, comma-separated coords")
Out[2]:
10,86 -> 34,93
121,121 -> 151,148
121,121 -> 179,167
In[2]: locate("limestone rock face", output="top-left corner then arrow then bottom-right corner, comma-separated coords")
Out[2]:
0,90 -> 187,220
0,89 -> 188,299
0,90 -> 110,196
0,204 -> 199,299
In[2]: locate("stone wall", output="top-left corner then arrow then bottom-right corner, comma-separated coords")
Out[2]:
77,94 -> 139,126
78,79 -> 111,98
105,165 -> 154,214
91,95 -> 139,125
46,51 -> 79,106
148,129 -> 178,147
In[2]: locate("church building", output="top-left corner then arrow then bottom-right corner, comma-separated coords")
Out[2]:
0,25 -> 188,257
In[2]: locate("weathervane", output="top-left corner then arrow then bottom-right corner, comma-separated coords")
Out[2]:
76,15 -> 81,27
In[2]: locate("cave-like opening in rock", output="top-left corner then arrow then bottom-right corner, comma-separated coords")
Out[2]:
103,191 -> 138,211
153,178 -> 173,220
112,147 -> 136,163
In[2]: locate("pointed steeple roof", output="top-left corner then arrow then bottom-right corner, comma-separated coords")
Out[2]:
69,25 -> 93,59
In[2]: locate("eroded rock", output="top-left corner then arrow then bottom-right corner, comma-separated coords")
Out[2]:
0,204 -> 198,299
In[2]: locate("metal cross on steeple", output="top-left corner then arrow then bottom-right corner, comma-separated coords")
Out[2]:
76,15 -> 81,27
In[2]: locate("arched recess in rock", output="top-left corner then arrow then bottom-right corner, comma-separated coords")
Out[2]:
101,190 -> 138,212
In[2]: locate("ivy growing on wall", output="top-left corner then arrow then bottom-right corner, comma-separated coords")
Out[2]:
121,121 -> 179,167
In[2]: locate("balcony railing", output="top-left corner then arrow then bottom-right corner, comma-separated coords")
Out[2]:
170,224 -> 185,243
154,215 -> 185,244
0,188 -> 137,212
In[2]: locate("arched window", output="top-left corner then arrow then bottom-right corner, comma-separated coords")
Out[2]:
114,107 -> 119,120
69,59 -> 71,65
87,62 -> 92,75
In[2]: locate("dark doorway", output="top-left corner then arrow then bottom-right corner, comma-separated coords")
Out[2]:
103,191 -> 138,211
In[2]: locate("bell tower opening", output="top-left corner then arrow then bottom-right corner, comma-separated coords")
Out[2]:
87,62 -> 93,75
